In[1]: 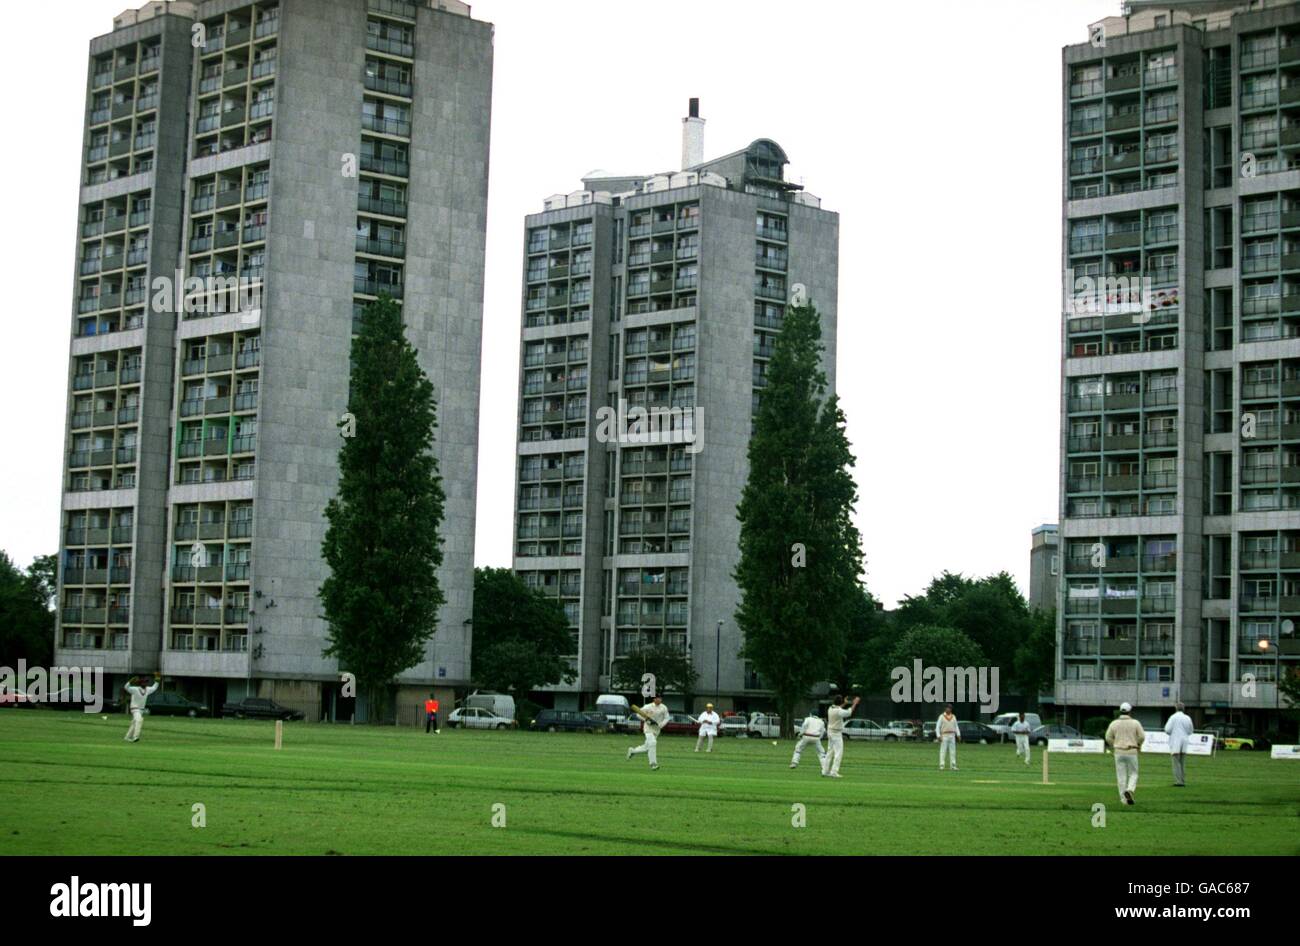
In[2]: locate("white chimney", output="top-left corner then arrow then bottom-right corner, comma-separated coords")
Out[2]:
681,98 -> 704,170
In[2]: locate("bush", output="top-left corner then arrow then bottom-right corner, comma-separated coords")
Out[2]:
1082,715 -> 1112,738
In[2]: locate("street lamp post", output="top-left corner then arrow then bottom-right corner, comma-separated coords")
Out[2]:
715,620 -> 722,704
1257,637 -> 1280,717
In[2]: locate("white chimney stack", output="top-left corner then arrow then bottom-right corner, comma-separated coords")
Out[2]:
681,98 -> 704,170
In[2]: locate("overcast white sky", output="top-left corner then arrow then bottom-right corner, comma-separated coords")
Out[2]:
0,0 -> 1118,607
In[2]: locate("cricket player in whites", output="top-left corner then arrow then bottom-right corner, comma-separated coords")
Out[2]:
790,710 -> 827,769
123,672 -> 160,743
1164,701 -> 1194,787
821,694 -> 860,778
1010,711 -> 1033,765
937,704 -> 961,770
695,702 -> 720,753
1104,701 -> 1146,805
627,694 -> 670,769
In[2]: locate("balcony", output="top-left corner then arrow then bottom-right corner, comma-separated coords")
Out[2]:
366,34 -> 414,57
362,114 -> 411,137
1099,637 -> 1137,655
360,154 -> 409,177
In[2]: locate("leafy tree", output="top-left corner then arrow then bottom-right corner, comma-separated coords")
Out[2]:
1280,665 -> 1300,719
611,642 -> 698,698
735,302 -> 862,735
839,586 -> 895,693
885,625 -> 987,678
470,567 -> 574,696
320,295 -> 446,715
0,552 -> 55,668
1014,607 -> 1057,700
895,571 -> 1032,683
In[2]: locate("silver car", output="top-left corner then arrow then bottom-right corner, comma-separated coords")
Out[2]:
447,706 -> 514,730
842,719 -> 908,741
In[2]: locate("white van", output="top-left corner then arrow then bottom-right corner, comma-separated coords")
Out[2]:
594,694 -> 631,729
988,712 -> 1042,741
464,690 -> 516,722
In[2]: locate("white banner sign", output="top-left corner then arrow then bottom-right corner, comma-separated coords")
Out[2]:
1141,731 -> 1215,755
1048,737 -> 1105,754
1271,745 -> 1300,760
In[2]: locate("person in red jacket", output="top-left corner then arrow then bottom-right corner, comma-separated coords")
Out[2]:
424,695 -> 440,734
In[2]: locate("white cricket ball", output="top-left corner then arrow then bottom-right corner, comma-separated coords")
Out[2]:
772,740 -> 778,746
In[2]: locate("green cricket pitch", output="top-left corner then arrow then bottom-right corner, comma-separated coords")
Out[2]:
2,711 -> 1296,855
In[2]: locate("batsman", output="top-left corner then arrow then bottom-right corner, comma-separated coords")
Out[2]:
626,693 -> 670,770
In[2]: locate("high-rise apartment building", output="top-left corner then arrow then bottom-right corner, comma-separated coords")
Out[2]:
57,0 -> 492,719
1058,0 -> 1299,729
511,102 -> 838,711
1029,524 -> 1060,612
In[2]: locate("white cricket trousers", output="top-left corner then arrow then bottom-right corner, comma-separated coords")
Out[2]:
822,733 -> 844,775
630,731 -> 659,766
939,734 -> 957,769
1015,734 -> 1031,764
124,709 -> 144,742
791,735 -> 826,766
695,732 -> 715,752
1115,752 -> 1139,800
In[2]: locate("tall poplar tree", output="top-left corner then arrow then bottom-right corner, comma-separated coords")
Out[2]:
735,302 -> 863,734
320,295 -> 445,715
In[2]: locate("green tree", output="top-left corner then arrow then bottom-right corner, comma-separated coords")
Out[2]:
895,571 -> 1031,682
320,295 -> 446,715
0,551 -> 55,668
735,302 -> 863,735
611,642 -> 698,698
839,586 -> 895,693
470,567 -> 575,696
885,625 -> 987,680
1280,665 -> 1300,719
1014,607 -> 1057,701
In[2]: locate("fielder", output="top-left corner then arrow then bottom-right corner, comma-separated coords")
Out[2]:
627,694 -> 670,770
1010,711 -> 1033,765
821,694 -> 860,778
1164,702 -> 1193,787
937,704 -> 961,771
790,710 -> 827,769
695,702 -> 720,753
1104,701 -> 1146,805
123,673 -> 160,743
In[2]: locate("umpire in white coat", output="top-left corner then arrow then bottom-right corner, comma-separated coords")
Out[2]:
1164,702 -> 1194,787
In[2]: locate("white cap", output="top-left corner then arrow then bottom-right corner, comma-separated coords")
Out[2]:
1119,702 -> 1132,713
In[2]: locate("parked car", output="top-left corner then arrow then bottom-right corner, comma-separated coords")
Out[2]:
987,712 -> 1043,742
887,719 -> 923,740
145,691 -> 209,717
662,713 -> 701,736
719,715 -> 750,737
1029,723 -> 1082,746
922,721 -> 937,741
221,698 -> 304,721
594,694 -> 632,730
462,691 -> 516,723
842,719 -> 908,741
957,721 -> 1000,744
1209,725 -> 1270,751
529,709 -> 606,733
447,706 -> 514,730
747,713 -> 783,738
618,713 -> 645,734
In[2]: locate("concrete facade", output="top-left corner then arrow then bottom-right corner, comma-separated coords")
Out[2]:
54,0 -> 492,721
511,125 -> 838,712
1057,0 -> 1300,731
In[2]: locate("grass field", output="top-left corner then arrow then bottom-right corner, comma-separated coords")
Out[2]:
1,710 -> 1296,855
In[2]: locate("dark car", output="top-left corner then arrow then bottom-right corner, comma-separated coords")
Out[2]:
221,697 -> 304,721
1208,725 -> 1270,751
529,709 -> 607,733
145,691 -> 209,718
1029,723 -> 1082,746
662,713 -> 701,736
957,721 -> 1000,744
